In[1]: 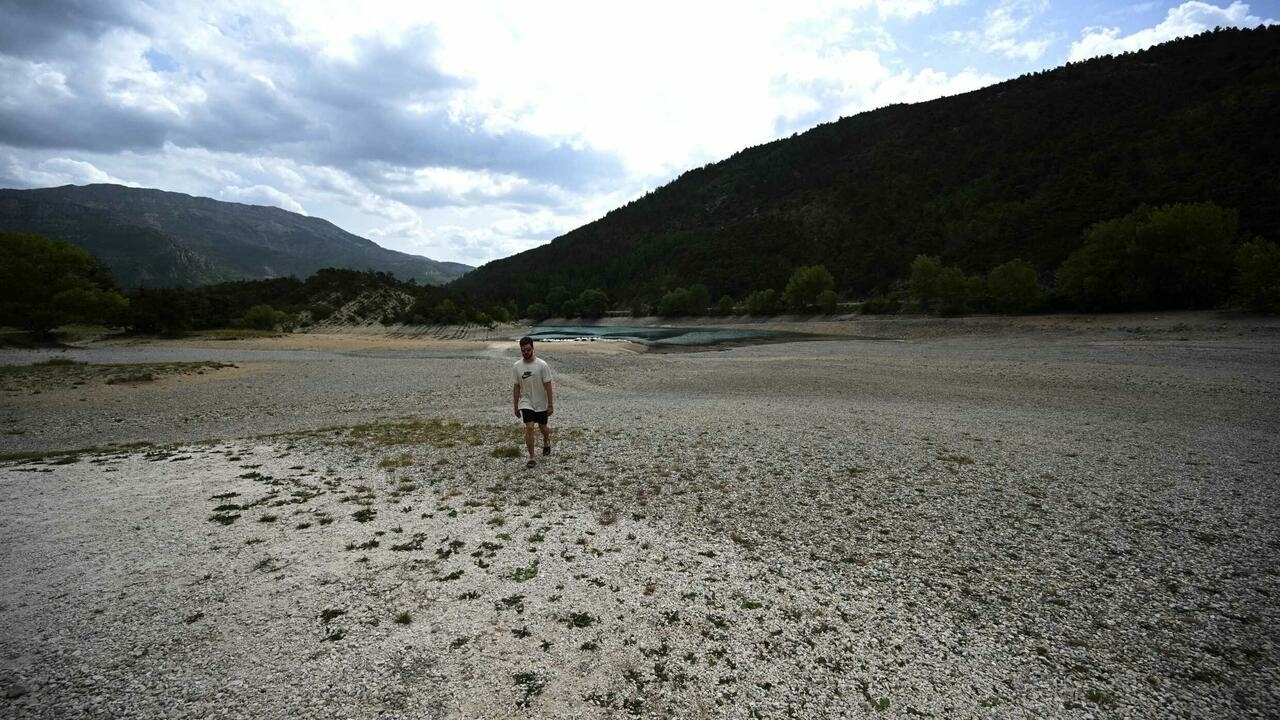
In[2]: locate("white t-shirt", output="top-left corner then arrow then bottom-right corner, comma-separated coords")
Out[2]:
513,357 -> 553,412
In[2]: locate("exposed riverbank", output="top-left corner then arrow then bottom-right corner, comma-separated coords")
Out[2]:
1,311 -> 1277,718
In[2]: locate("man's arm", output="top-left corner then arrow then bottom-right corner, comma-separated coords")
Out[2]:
544,380 -> 553,416
513,383 -> 521,417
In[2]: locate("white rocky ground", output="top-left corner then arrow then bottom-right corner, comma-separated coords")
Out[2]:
1,313 -> 1278,719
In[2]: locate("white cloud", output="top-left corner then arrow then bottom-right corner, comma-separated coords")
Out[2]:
1069,1 -> 1274,61
943,0 -> 1054,62
2,155 -> 135,187
876,0 -> 966,20
220,183 -> 306,213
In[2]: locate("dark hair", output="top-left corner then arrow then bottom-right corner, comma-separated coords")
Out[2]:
519,336 -> 533,347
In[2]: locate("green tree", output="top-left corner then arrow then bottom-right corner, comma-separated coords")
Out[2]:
126,288 -> 191,335
687,284 -> 711,316
1056,202 -> 1238,311
1234,238 -> 1280,312
576,289 -> 609,318
545,286 -> 570,312
784,265 -> 835,310
908,255 -> 944,310
656,285 -> 710,317
986,259 -> 1040,313
746,288 -> 779,315
432,298 -> 463,324
241,304 -> 286,330
657,288 -> 692,317
935,266 -> 969,315
816,289 -> 839,314
0,231 -> 127,339
717,295 -> 736,316
525,302 -> 550,320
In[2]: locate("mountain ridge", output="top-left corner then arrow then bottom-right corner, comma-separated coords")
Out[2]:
0,183 -> 471,287
452,26 -> 1280,309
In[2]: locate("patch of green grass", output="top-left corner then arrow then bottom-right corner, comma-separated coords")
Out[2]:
513,671 -> 547,708
937,454 -> 974,465
394,611 -> 412,625
2,360 -> 233,392
512,560 -> 540,582
352,507 -> 377,523
491,445 -> 522,459
564,612 -> 596,628
209,512 -> 240,525
378,452 -> 415,470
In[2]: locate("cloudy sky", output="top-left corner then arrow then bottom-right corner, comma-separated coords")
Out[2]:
1,1 -> 1275,266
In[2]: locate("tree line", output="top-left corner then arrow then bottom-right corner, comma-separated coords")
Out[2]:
3,200 -> 1277,340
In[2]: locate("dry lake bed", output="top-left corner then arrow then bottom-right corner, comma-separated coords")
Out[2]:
1,313 -> 1278,719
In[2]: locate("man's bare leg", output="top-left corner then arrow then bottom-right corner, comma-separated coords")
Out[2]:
524,422 -> 537,465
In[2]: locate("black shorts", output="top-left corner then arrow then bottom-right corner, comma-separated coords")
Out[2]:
520,409 -> 549,425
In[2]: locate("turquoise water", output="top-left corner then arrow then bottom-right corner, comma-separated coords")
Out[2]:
528,325 -> 806,347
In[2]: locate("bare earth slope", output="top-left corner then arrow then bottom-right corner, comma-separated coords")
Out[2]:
1,313 -> 1277,718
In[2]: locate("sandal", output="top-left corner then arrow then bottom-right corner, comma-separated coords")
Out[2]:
526,459 -> 537,469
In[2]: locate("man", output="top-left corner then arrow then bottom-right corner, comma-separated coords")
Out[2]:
512,336 -> 554,468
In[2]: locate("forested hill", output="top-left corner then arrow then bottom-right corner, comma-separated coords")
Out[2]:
0,184 -> 472,287
453,26 -> 1280,309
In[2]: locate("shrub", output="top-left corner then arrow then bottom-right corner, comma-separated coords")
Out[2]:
1234,238 -> 1280,312
746,288 -> 779,315
986,259 -> 1040,313
860,294 -> 901,314
576,289 -> 609,318
908,255 -> 944,309
657,285 -> 709,316
934,266 -> 969,315
816,289 -> 839,314
716,295 -> 735,316
432,299 -> 463,324
1056,202 -> 1237,311
784,265 -> 835,310
241,304 -> 285,331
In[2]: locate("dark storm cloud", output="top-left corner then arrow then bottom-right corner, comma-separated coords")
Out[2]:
0,103 -> 170,153
0,5 -> 624,192
0,0 -> 144,57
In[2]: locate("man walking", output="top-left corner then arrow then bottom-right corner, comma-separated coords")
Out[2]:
513,336 -> 553,468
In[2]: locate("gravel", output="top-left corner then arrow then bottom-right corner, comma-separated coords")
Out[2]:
1,313 -> 1278,718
